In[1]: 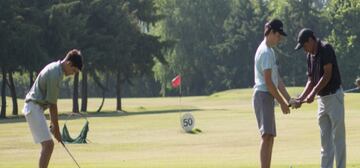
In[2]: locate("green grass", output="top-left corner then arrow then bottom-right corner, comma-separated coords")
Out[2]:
0,87 -> 359,168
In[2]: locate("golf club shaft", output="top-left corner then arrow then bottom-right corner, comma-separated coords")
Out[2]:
288,87 -> 359,107
343,87 -> 359,93
61,142 -> 81,168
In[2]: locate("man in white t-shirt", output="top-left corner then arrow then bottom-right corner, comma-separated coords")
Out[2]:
253,19 -> 291,168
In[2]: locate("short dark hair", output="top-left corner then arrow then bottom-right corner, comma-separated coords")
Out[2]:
64,49 -> 83,70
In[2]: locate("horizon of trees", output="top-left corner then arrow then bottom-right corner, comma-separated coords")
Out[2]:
0,0 -> 169,117
1,0 -> 359,118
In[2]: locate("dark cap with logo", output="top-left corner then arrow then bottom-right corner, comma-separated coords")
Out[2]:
294,28 -> 315,50
265,19 -> 287,36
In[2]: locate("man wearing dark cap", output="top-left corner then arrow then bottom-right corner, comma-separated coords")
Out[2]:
293,28 -> 346,168
253,19 -> 291,168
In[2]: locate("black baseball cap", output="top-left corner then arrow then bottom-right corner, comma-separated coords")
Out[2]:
294,28 -> 314,50
266,19 -> 287,36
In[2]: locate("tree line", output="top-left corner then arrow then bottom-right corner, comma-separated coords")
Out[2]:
1,0 -> 359,117
0,0 -> 169,117
152,0 -> 359,96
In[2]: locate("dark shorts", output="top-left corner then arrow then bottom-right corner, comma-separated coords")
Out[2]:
253,90 -> 276,137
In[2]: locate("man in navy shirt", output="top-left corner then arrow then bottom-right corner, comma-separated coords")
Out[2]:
294,28 -> 346,168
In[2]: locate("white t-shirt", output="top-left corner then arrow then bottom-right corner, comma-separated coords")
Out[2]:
253,39 -> 279,92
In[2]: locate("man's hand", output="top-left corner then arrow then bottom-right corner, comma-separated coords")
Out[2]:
280,102 -> 290,114
50,123 -> 62,143
289,98 -> 302,109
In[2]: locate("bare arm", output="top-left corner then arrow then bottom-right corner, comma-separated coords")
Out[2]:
311,64 -> 332,95
264,69 -> 290,114
297,78 -> 314,102
49,103 -> 62,142
278,77 -> 291,102
305,63 -> 332,103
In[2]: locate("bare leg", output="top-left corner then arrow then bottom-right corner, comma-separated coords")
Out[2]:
39,140 -> 54,168
260,134 -> 274,168
268,136 -> 274,167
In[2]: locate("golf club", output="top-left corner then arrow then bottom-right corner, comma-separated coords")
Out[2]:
61,141 -> 81,168
50,125 -> 81,168
304,86 -> 358,102
288,78 -> 360,107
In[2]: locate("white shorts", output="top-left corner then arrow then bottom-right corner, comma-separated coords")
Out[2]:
23,102 -> 52,144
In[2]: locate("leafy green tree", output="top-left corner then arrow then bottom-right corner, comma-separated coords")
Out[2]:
18,0 -> 53,86
213,0 -> 268,89
326,0 -> 360,88
0,0 -> 20,117
268,0 -> 329,86
154,0 -> 230,95
81,0 -> 167,111
47,0 -> 86,113
11,0 -> 56,115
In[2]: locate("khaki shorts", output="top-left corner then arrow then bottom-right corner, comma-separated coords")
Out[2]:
253,91 -> 276,137
23,102 -> 52,144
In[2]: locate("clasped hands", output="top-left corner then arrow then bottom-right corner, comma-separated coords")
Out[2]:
288,98 -> 302,109
288,92 -> 316,109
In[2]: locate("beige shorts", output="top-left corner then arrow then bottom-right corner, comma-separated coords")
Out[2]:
23,102 -> 52,144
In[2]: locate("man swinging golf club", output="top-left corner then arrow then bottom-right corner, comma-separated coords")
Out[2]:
23,49 -> 82,168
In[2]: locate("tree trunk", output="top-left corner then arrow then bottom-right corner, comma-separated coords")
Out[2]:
72,73 -> 79,113
116,71 -> 122,111
81,68 -> 88,112
7,71 -> 18,115
160,80 -> 166,97
29,71 -> 34,88
1,68 -> 7,118
96,73 -> 109,113
96,90 -> 106,113
90,70 -> 108,113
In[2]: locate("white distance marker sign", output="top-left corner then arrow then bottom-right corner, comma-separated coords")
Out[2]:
180,112 -> 195,132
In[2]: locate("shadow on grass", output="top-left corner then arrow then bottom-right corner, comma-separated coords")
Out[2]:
87,108 -> 202,118
0,108 -> 204,124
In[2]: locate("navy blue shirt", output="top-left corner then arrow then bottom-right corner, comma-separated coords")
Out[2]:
307,40 -> 341,96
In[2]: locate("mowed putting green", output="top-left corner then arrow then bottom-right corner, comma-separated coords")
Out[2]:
0,88 -> 359,168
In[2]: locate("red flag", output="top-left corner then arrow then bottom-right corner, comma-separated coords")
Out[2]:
171,75 -> 181,88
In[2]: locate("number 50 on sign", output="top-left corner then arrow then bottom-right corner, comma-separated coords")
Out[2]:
180,112 -> 195,132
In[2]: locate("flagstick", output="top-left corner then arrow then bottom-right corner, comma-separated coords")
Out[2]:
179,78 -> 182,116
